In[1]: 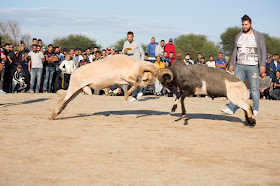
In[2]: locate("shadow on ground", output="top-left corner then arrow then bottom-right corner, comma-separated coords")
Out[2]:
0,98 -> 50,108
55,109 -> 245,126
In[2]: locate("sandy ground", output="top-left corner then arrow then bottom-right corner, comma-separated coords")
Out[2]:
0,93 -> 280,185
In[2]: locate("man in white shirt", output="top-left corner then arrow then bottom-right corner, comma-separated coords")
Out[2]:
155,40 -> 165,57
21,45 -> 45,93
122,31 -> 145,101
122,31 -> 144,60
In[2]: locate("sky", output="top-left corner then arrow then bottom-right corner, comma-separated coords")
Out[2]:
1,0 -> 279,49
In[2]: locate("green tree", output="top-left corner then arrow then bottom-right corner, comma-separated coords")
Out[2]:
174,33 -> 220,60
263,33 -> 280,55
53,34 -> 98,51
220,26 -> 242,56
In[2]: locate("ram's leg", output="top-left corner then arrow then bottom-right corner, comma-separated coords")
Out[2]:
171,90 -> 182,112
180,94 -> 187,116
124,81 -> 139,101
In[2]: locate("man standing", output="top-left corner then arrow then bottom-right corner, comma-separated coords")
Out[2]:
43,44 -> 58,93
164,38 -> 175,58
22,45 -> 45,93
222,15 -> 267,116
122,31 -> 144,101
146,37 -> 158,57
0,46 -> 7,94
269,54 -> 279,79
155,40 -> 165,57
215,52 -> 227,70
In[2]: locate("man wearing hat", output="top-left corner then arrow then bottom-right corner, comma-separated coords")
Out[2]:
164,38 -> 176,58
171,53 -> 186,67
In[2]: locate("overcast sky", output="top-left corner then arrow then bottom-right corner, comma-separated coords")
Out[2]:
1,0 -> 279,49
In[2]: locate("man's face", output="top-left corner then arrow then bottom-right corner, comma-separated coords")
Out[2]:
276,71 -> 280,78
96,52 -> 101,58
37,46 -> 41,51
5,45 -> 10,51
32,40 -> 37,45
127,34 -> 134,43
151,38 -> 155,43
156,56 -> 161,62
145,55 -> 148,61
70,49 -> 74,55
201,58 -> 205,63
101,50 -> 106,56
218,53 -> 223,59
198,54 -> 202,59
86,49 -> 91,55
209,56 -> 214,61
93,48 -> 98,52
75,50 -> 79,55
65,55 -> 70,60
163,52 -> 168,58
111,50 -> 115,55
38,41 -> 42,46
161,41 -> 165,46
48,46 -> 53,52
177,56 -> 181,60
169,53 -> 173,58
242,20 -> 252,32
32,46 -> 37,52
275,55 -> 279,60
55,48 -> 59,53
10,45 -> 13,50
261,73 -> 267,78
83,55 -> 87,60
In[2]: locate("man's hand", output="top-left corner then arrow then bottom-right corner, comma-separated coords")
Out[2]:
124,48 -> 128,53
20,82 -> 24,86
260,66 -> 265,76
0,63 -> 3,71
229,65 -> 234,73
260,88 -> 265,93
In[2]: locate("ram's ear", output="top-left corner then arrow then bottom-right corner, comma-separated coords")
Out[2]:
157,68 -> 174,83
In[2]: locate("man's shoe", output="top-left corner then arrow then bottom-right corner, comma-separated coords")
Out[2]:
130,97 -> 137,102
0,89 -> 6,94
35,90 -> 40,93
136,92 -> 143,99
221,108 -> 234,115
27,90 -> 34,94
253,110 -> 259,116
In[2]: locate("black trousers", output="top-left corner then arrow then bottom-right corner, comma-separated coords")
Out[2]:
63,73 -> 71,90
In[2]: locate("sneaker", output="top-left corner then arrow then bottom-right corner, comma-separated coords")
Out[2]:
27,89 -> 34,94
130,97 -> 137,102
136,92 -> 143,99
221,108 -> 234,115
35,90 -> 40,93
0,89 -> 6,94
253,110 -> 259,116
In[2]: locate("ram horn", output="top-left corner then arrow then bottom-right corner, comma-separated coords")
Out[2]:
140,64 -> 158,77
157,68 -> 174,83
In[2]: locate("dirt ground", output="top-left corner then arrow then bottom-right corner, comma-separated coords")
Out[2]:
0,93 -> 280,185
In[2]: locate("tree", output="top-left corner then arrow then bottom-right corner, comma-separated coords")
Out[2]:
263,33 -> 280,55
0,20 -> 21,45
174,34 -> 220,60
220,26 -> 242,56
53,34 -> 98,51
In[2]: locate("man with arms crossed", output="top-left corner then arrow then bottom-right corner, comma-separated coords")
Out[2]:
222,15 -> 267,116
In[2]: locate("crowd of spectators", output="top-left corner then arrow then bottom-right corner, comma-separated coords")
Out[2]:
0,35 -> 279,101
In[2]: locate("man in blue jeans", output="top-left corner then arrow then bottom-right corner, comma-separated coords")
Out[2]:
43,44 -> 58,93
22,45 -> 45,93
222,15 -> 267,116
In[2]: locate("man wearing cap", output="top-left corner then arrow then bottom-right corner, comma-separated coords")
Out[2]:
183,55 -> 192,66
164,38 -> 176,58
146,37 -> 158,57
171,53 -> 185,67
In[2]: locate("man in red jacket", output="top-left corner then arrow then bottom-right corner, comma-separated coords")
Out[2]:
164,38 -> 175,58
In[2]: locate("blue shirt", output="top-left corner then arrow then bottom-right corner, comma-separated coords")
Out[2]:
146,42 -> 158,57
215,59 -> 227,70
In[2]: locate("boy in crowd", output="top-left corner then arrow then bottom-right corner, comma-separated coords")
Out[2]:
154,55 -> 166,96
206,55 -> 216,68
59,53 -> 76,90
269,70 -> 280,100
201,57 -> 206,65
79,54 -> 90,67
12,64 -> 26,93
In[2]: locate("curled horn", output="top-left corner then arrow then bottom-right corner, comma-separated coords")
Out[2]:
157,68 -> 174,83
140,64 -> 158,77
